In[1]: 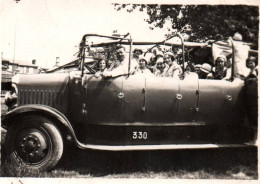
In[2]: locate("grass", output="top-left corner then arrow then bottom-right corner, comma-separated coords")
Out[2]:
3,146 -> 257,179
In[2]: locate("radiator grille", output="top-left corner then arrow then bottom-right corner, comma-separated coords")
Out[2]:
18,89 -> 63,107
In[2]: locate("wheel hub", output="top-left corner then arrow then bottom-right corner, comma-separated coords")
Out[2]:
16,129 -> 49,164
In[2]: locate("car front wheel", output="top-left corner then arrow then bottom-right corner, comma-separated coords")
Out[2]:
5,115 -> 63,172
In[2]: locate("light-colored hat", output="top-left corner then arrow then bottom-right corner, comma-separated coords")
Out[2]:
156,57 -> 164,64
195,64 -> 202,69
139,55 -> 150,64
156,51 -> 164,57
233,32 -> 243,41
164,52 -> 175,58
200,63 -> 212,74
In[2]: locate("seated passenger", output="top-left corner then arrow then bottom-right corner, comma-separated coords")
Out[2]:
148,52 -> 164,74
132,48 -> 143,62
246,56 -> 258,78
164,52 -> 182,78
95,59 -> 107,78
198,63 -> 212,79
135,56 -> 153,76
194,64 -> 202,74
103,45 -> 135,77
149,48 -> 160,66
183,62 -> 198,80
212,55 -> 227,80
154,57 -> 168,77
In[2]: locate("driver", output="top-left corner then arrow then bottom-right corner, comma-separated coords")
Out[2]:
103,45 -> 136,77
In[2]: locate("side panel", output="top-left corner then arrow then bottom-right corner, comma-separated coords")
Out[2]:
226,78 -> 245,124
145,77 -> 179,123
120,74 -> 145,123
85,75 -> 123,123
198,79 -> 231,124
178,77 -> 199,122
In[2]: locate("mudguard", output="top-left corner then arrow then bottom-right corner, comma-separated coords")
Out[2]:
1,104 -> 79,145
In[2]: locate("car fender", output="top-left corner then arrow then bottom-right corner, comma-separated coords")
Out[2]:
1,104 -> 79,146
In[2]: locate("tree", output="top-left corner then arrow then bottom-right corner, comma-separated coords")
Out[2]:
114,4 -> 259,47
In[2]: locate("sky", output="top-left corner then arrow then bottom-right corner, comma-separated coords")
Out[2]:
0,0 -> 258,68
0,0 -> 171,68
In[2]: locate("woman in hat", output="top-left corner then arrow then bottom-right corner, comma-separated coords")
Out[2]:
164,52 -> 182,78
154,57 -> 168,77
135,55 -> 153,75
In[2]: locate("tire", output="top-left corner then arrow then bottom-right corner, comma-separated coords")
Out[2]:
5,115 -> 63,172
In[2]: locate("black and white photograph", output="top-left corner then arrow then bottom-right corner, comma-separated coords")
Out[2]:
0,0 -> 259,182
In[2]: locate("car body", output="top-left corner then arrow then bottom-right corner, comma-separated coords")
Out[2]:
1,34 -> 258,171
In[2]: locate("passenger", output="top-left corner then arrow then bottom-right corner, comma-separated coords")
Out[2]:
106,59 -> 115,71
132,48 -> 143,62
183,62 -> 198,80
131,48 -> 143,72
212,55 -> 227,80
95,59 -> 107,78
164,52 -> 182,78
222,57 -> 232,80
135,56 -> 153,76
246,56 -> 258,78
149,48 -> 160,66
149,52 -> 164,73
198,63 -> 212,79
185,63 -> 195,73
154,57 -> 168,77
103,45 -> 135,77
194,64 -> 202,74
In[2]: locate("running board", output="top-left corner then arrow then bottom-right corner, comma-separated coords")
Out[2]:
76,143 -> 256,151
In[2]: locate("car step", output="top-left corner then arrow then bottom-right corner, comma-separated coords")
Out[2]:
79,143 -> 256,151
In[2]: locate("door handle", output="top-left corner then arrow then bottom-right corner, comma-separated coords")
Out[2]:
118,92 -> 124,99
176,94 -> 182,100
225,95 -> 232,101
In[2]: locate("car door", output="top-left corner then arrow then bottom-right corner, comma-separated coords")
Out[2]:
145,76 -> 179,123
198,79 -> 232,124
177,77 -> 199,122
120,73 -> 146,123
84,74 -> 123,123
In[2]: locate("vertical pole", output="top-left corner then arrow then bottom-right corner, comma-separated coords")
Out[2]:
128,35 -> 133,77
13,2 -> 18,73
231,39 -> 235,81
177,33 -> 185,73
182,38 -> 185,73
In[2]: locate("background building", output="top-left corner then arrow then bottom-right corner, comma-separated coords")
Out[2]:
1,59 -> 39,94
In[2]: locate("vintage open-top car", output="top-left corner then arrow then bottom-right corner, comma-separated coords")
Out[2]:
1,34 -> 258,171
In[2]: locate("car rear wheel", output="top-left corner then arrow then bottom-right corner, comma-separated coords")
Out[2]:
5,115 -> 63,172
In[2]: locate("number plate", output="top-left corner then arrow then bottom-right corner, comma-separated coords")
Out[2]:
132,131 -> 148,140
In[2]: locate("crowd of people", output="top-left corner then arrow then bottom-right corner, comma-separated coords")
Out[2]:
93,44 -> 258,80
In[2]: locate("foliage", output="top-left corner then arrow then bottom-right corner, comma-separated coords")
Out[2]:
114,4 -> 259,47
